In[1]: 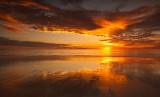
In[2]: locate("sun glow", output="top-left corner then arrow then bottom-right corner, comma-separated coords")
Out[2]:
80,18 -> 128,37
100,40 -> 124,48
39,17 -> 129,39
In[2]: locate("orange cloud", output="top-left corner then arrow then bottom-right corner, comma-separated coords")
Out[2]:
0,0 -> 49,10
78,18 -> 129,37
2,24 -> 27,33
0,14 -> 23,26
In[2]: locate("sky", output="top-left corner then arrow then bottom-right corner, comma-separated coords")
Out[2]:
0,0 -> 160,49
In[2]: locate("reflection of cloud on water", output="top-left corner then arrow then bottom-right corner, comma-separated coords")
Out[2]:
1,66 -> 160,97
0,68 -> 127,97
0,56 -> 160,97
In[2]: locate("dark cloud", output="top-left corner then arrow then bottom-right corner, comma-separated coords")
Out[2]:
2,24 -> 27,33
0,36 -> 69,48
0,37 -> 95,49
0,3 -> 100,32
0,0 -> 49,9
43,0 -> 84,10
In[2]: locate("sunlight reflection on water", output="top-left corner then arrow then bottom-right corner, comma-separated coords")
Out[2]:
0,48 -> 160,57
0,53 -> 160,97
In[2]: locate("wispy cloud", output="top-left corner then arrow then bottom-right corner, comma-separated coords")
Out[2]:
2,24 -> 27,33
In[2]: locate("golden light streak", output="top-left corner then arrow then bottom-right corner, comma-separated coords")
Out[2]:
40,17 -> 129,38
80,18 -> 128,37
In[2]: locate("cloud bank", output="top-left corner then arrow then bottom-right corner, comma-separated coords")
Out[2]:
0,37 -> 97,49
0,36 -> 70,49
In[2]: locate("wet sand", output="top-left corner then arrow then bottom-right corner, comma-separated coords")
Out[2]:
0,55 -> 160,97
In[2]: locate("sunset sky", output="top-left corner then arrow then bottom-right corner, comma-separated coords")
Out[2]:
0,0 -> 160,49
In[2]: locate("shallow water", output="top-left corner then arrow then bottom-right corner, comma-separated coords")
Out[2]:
0,49 -> 160,97
0,48 -> 160,57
